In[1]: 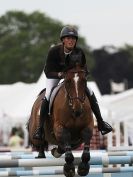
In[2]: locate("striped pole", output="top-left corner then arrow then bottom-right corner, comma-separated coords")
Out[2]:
1,151 -> 133,160
0,155 -> 133,168
0,166 -> 133,176
1,150 -> 133,155
0,174 -> 65,177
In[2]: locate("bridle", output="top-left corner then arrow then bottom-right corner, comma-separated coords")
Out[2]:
64,70 -> 87,106
67,93 -> 86,107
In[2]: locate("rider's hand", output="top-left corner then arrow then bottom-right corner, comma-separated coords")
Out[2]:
58,72 -> 64,79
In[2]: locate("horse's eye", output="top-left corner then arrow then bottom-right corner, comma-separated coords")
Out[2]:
80,79 -> 86,87
66,80 -> 71,84
65,80 -> 72,87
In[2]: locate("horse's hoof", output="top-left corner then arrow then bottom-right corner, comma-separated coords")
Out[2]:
36,153 -> 46,158
35,155 -> 46,158
63,163 -> 75,177
51,147 -> 62,158
77,162 -> 90,176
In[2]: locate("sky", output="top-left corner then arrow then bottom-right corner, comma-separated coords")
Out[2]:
0,0 -> 133,49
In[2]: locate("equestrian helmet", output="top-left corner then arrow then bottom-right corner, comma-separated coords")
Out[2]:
60,26 -> 78,40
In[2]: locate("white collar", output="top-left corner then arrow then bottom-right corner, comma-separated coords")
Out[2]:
64,50 -> 72,55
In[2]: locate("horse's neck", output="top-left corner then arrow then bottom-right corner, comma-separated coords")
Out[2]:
58,84 -> 70,107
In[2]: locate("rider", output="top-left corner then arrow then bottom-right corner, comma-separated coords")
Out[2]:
33,25 -> 113,140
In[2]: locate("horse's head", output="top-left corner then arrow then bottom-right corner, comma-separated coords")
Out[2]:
64,64 -> 87,118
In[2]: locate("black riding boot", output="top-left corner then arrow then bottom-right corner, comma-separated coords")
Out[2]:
86,89 -> 113,135
33,98 -> 49,140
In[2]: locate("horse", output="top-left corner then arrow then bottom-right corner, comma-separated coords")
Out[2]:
28,64 -> 94,177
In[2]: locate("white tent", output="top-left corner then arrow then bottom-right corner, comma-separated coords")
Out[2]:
0,74 -> 46,126
0,73 -> 133,128
101,89 -> 133,127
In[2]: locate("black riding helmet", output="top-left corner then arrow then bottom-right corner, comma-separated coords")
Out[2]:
60,26 -> 78,41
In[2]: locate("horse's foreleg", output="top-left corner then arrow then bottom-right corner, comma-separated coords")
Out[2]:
51,125 -> 66,158
37,145 -> 46,158
36,140 -> 48,158
60,128 -> 75,177
51,145 -> 65,158
78,127 -> 93,176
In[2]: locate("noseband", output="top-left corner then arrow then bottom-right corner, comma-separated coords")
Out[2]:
67,93 -> 86,106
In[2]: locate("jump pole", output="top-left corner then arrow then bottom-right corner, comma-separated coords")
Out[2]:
0,155 -> 133,168
1,167 -> 133,176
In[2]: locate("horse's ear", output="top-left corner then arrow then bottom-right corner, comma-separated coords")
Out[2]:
70,51 -> 82,65
65,51 -> 83,69
63,71 -> 67,78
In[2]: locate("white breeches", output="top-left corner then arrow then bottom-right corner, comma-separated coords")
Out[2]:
45,77 -> 93,100
87,85 -> 94,96
45,77 -> 60,100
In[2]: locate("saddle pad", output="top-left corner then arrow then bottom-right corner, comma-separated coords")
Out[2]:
49,83 -> 63,114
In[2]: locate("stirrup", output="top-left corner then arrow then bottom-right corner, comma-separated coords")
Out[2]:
100,128 -> 112,135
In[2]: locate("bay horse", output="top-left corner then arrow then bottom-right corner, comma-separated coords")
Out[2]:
28,64 -> 94,177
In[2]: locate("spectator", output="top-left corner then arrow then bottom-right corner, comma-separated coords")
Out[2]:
8,127 -> 24,147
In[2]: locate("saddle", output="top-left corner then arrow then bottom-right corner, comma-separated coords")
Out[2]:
48,83 -> 63,114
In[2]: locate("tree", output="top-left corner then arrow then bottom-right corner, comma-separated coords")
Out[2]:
119,45 -> 133,88
0,11 -> 92,84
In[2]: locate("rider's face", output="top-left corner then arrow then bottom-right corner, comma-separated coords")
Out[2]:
63,36 -> 77,52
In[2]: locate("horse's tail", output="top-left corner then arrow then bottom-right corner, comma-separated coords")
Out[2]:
25,118 -> 32,146
38,88 -> 46,96
26,119 -> 29,131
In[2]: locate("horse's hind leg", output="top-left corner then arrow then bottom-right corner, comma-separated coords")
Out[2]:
77,127 -> 93,176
